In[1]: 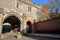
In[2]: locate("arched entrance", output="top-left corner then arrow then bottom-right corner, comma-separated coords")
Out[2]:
2,16 -> 21,33
27,21 -> 32,33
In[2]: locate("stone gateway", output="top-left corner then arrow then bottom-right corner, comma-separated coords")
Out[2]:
0,0 -> 50,35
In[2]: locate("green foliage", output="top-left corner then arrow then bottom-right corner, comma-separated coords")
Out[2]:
50,12 -> 60,19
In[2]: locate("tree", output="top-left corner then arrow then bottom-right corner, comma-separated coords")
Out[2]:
44,0 -> 60,13
43,0 -> 60,19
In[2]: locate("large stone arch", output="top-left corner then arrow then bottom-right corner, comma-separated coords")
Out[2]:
3,12 -> 22,22
2,12 -> 23,33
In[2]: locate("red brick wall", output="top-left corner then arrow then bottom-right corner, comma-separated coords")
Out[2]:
34,19 -> 60,31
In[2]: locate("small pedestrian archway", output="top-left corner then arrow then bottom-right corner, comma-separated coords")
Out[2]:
27,21 -> 32,33
2,15 -> 21,33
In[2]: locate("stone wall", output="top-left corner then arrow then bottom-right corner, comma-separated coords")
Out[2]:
0,0 -> 17,8
0,8 -> 3,34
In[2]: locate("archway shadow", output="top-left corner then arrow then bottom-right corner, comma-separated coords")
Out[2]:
2,16 -> 21,34
2,25 -> 12,33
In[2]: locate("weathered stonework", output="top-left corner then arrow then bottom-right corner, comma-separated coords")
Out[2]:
0,8 -> 3,34
0,0 -> 50,34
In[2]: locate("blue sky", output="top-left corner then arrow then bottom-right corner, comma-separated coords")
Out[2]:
32,0 -> 49,5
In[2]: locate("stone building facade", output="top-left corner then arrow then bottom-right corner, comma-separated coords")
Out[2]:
0,0 -> 50,34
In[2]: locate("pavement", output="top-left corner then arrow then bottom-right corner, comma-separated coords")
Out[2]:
0,32 -> 22,40
0,33 -> 60,40
1,34 -> 60,40
28,33 -> 60,39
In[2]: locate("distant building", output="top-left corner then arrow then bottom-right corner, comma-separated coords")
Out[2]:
0,0 -> 50,34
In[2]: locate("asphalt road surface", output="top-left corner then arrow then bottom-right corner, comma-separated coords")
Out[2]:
1,35 -> 60,40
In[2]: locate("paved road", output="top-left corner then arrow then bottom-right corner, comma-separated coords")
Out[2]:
28,33 -> 60,39
27,35 -> 60,40
1,36 -> 36,40
1,35 -> 60,40
1,37 -> 20,40
1,32 -> 60,40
